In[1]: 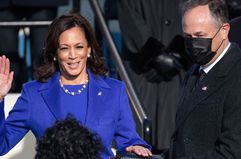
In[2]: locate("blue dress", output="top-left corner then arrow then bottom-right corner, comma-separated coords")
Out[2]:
59,83 -> 88,124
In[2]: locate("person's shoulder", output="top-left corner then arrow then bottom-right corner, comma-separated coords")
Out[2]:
99,75 -> 125,89
104,76 -> 123,85
22,80 -> 44,91
227,59 -> 241,89
234,62 -> 241,78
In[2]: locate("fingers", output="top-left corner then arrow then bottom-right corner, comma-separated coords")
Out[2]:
5,57 -> 10,75
126,145 -> 152,157
137,147 -> 152,157
8,71 -> 14,86
0,55 -> 10,75
144,148 -> 152,156
0,55 -> 4,74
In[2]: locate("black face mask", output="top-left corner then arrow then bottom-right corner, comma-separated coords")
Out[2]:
184,27 -> 223,66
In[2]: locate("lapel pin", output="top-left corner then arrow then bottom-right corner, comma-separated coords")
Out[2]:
98,91 -> 102,96
202,86 -> 208,91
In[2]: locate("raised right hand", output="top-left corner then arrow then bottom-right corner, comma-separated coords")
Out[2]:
0,55 -> 14,100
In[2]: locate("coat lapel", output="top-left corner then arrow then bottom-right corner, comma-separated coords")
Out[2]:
177,65 -> 199,106
176,43 -> 241,130
38,71 -> 111,123
84,70 -> 111,125
39,72 -> 64,120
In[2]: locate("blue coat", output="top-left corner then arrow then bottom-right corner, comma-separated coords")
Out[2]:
0,70 -> 150,158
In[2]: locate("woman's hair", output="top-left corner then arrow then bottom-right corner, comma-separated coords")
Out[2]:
35,115 -> 103,159
34,13 -> 107,82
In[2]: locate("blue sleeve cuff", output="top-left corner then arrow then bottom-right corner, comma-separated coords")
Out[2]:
0,98 -> 5,121
0,98 -> 4,106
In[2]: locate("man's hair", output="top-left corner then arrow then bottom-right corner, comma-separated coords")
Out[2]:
35,116 -> 103,159
181,0 -> 229,27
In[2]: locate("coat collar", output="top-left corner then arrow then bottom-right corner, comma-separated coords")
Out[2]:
38,70 -> 110,122
176,43 -> 241,130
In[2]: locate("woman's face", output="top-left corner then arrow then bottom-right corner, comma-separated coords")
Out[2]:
57,26 -> 91,80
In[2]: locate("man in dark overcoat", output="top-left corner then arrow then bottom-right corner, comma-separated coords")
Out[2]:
170,0 -> 241,158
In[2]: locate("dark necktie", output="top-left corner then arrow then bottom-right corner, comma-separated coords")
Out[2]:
198,69 -> 206,82
192,69 -> 206,92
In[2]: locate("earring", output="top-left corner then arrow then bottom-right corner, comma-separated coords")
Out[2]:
53,57 -> 56,61
87,54 -> 90,58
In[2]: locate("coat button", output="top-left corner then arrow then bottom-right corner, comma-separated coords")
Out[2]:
172,136 -> 176,142
172,132 -> 177,141
183,138 -> 191,144
164,19 -> 171,26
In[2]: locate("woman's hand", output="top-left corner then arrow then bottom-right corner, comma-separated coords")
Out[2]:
0,55 -> 14,101
126,145 -> 152,157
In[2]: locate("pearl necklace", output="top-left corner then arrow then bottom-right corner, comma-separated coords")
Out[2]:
59,76 -> 89,96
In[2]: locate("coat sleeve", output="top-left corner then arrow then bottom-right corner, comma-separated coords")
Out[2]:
117,0 -> 153,53
114,82 -> 151,152
0,86 -> 30,155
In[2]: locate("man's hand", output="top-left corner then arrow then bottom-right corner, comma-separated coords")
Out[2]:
0,55 -> 14,101
126,145 -> 152,157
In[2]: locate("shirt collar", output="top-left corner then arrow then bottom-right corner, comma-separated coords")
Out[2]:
201,42 -> 231,74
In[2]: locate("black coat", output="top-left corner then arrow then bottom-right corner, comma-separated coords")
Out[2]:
118,0 -> 183,54
229,16 -> 241,48
170,43 -> 241,159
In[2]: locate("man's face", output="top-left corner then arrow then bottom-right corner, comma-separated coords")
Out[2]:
182,5 -> 229,66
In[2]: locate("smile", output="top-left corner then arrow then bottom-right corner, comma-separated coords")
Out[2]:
67,62 -> 80,69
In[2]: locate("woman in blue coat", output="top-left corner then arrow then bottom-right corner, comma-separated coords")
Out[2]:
0,13 -> 151,159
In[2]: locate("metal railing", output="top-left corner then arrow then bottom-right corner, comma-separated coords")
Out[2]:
89,0 -> 152,143
0,21 -> 52,27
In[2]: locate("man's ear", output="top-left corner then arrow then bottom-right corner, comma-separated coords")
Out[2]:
221,23 -> 230,40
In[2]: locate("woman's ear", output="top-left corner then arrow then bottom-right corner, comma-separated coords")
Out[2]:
88,47 -> 91,58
